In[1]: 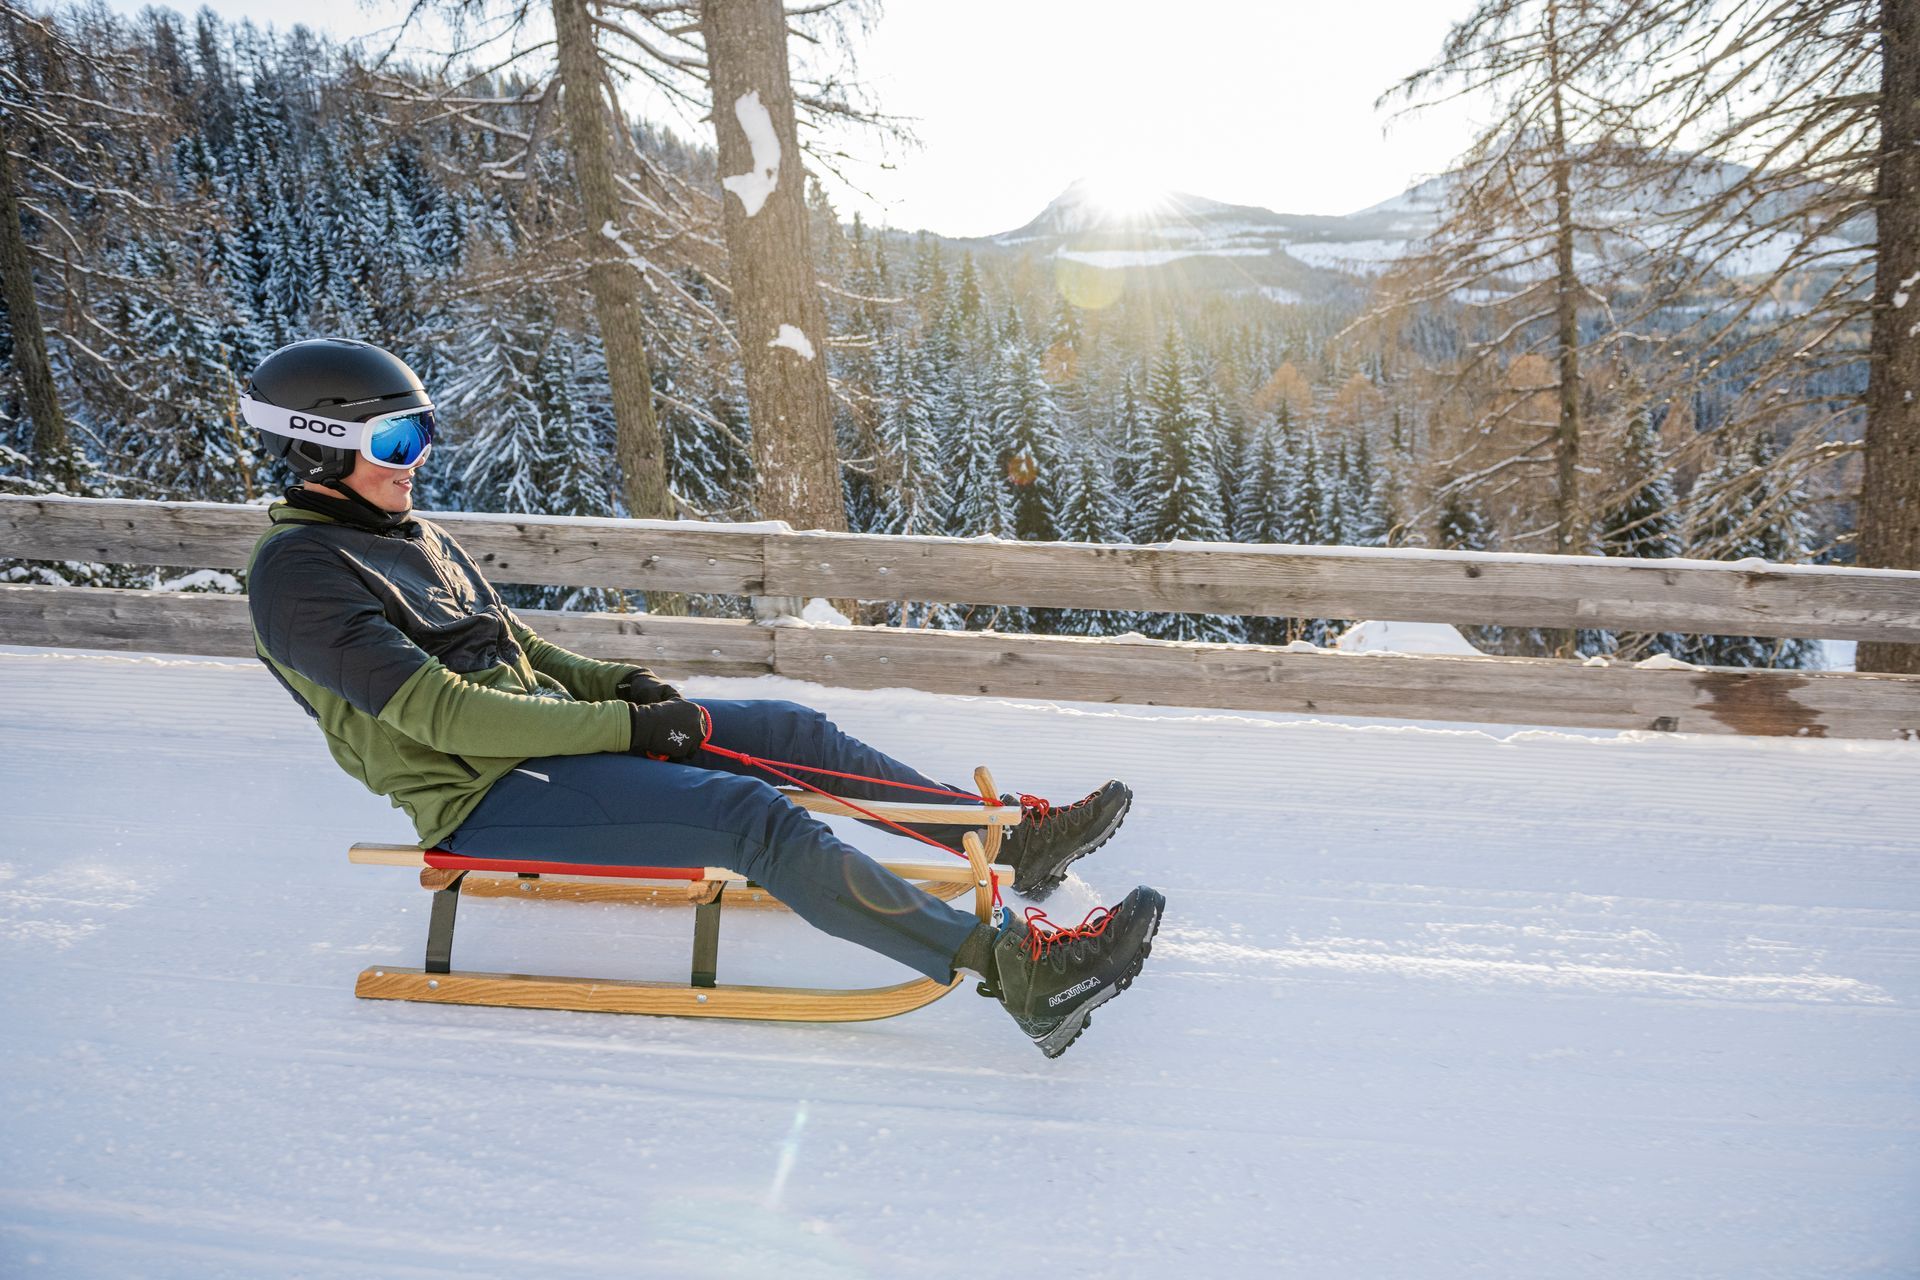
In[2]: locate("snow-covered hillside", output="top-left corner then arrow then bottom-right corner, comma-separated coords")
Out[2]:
978,165 -> 1870,295
3,646 -> 1917,1277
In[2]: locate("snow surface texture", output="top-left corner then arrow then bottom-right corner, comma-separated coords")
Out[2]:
2,646 -> 1918,1277
721,90 -> 780,217
769,323 -> 816,361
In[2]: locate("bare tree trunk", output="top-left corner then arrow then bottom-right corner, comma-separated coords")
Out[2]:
1547,2 -> 1582,656
552,0 -> 670,526
1550,155 -> 1581,558
700,0 -> 846,533
0,112 -> 73,489
1860,0 -> 1920,675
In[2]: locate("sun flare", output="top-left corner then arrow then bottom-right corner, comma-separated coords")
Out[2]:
1079,170 -> 1169,218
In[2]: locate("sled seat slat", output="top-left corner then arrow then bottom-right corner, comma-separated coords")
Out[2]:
347,842 -> 1013,887
779,791 -> 1024,825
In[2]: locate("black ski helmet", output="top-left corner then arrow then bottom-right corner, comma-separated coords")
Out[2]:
246,338 -> 431,483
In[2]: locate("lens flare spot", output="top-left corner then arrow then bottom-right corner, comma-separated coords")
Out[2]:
842,859 -> 917,917
1054,256 -> 1123,310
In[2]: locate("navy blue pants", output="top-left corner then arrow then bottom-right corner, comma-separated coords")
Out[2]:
442,699 -> 983,981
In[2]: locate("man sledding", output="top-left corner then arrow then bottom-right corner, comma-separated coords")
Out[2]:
242,337 -> 1166,1057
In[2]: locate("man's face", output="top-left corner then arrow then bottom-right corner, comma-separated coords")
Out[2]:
335,451 -> 423,513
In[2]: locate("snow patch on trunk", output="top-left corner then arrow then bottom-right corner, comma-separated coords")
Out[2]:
721,90 -> 780,217
768,323 -> 815,361
599,220 -> 651,276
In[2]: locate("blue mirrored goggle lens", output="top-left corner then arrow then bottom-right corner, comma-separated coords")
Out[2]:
365,409 -> 436,467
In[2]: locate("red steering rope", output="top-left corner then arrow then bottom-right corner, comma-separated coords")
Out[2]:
697,740 -> 1006,908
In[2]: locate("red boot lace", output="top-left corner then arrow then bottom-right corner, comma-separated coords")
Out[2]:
1018,793 -> 1052,825
1020,903 -> 1117,961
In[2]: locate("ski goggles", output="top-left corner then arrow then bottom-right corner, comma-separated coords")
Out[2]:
239,396 -> 437,470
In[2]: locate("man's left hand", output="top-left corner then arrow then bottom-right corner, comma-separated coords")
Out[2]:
615,667 -> 681,706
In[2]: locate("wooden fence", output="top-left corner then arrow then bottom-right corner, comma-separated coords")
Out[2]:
4,494 -> 1919,739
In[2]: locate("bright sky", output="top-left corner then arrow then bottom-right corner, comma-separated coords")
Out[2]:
104,0 -> 1486,238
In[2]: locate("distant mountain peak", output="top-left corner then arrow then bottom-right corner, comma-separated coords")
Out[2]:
995,179 -> 1247,243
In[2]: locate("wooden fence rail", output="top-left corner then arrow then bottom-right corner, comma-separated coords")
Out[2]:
7,495 -> 1920,642
2,583 -> 1914,738
4,496 -> 1919,740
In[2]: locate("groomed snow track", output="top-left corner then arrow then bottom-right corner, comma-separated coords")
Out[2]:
2,646 -> 1916,1278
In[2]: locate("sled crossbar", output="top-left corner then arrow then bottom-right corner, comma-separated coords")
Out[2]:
346,768 -> 1018,1023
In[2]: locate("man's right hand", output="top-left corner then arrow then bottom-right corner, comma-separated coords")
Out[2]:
627,698 -> 710,762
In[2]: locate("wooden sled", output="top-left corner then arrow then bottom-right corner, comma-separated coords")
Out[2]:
348,767 -> 1020,1023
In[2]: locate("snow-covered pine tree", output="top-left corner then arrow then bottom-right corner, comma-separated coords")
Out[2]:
441,304 -> 559,520
314,126 -> 379,336
1235,413 -> 1285,545
1598,409 -> 1688,660
653,267 -> 753,520
1683,442 -> 1775,668
874,337 -> 961,629
1112,367 -> 1151,540
109,247 -> 256,503
535,331 -> 629,612
987,336 -> 1063,545
1138,327 -> 1240,642
1438,488 -> 1493,552
909,233 -> 947,312
1047,293 -> 1084,380
1437,486 -> 1504,652
1344,430 -> 1388,547
1283,431 -> 1337,645
953,252 -> 985,332
844,214 -> 888,340
832,214 -> 891,537
1745,431 -> 1821,669
945,365 -> 1014,630
1320,436 -> 1352,550
1278,419 -> 1321,546
1377,406 -> 1419,546
945,368 -> 1011,540
1234,412 -> 1289,644
1050,423 -> 1134,637
1202,381 -> 1246,539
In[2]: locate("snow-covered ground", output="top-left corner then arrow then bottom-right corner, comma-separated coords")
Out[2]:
3,645 -> 1917,1278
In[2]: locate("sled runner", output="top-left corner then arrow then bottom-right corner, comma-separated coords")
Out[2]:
348,770 -> 1021,1023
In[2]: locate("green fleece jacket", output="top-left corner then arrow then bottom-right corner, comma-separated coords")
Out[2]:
245,491 -> 639,847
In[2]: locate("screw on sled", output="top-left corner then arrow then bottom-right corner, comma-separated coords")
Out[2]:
347,768 -> 1022,1023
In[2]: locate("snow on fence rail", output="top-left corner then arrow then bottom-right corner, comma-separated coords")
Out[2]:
4,495 -> 1920,739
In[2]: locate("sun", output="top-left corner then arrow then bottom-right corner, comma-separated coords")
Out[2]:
1078,170 -> 1169,218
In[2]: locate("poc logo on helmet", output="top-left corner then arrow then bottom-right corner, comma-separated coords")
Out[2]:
287,414 -> 348,438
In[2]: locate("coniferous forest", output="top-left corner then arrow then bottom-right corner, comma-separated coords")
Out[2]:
0,1 -> 1900,668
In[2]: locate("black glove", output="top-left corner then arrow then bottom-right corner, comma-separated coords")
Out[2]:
614,667 -> 681,706
627,698 -> 709,762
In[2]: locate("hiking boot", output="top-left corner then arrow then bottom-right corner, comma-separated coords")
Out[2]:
997,781 -> 1133,900
984,885 -> 1165,1059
